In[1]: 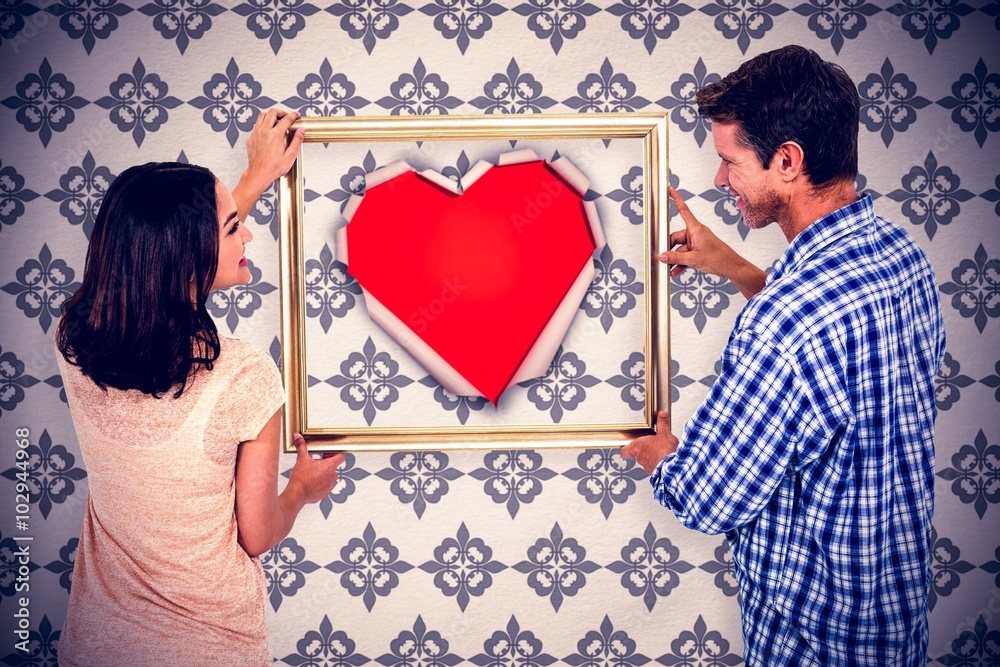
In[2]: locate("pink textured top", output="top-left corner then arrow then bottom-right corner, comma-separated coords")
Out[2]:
56,336 -> 285,667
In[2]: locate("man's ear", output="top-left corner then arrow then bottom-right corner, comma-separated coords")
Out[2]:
772,141 -> 805,182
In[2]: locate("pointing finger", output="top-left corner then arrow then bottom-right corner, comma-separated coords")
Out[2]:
669,187 -> 702,229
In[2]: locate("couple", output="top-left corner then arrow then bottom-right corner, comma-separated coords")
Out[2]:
56,45 -> 942,666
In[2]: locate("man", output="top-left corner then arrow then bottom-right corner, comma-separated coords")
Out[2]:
620,45 -> 944,665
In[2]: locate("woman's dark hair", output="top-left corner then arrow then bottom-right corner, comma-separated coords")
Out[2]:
695,45 -> 859,190
57,162 -> 222,398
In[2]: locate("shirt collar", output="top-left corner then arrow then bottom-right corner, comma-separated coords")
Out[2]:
768,193 -> 875,284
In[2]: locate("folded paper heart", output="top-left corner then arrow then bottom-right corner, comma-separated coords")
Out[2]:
336,149 -> 605,405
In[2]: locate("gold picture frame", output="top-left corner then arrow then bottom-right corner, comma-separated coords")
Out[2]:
278,112 -> 669,452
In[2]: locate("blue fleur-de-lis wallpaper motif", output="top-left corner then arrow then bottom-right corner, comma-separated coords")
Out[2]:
43,150 -> 114,240
792,0 -> 880,55
3,58 -> 89,148
326,0 -> 414,54
468,449 -> 555,517
324,522 -> 415,612
283,58 -> 370,117
563,58 -> 650,114
1,2 -> 998,663
472,615 -> 556,666
0,429 -> 86,520
606,522 -> 694,611
206,258 -> 277,332
935,351 -> 975,412
418,522 -> 507,611
700,0 -> 787,55
233,0 -> 321,54
0,160 -> 40,229
518,347 -> 601,423
189,58 -> 276,147
886,0 -> 976,55
513,522 -> 601,612
657,57 -> 720,148
513,0 -> 600,54
858,58 -> 931,148
43,538 -> 77,595
95,58 -> 183,148
136,0 -> 227,54
376,58 -> 463,115
608,0 -> 694,54
565,615 -> 650,666
304,244 -> 361,332
2,244 -> 81,334
326,337 -> 415,425
470,58 -> 556,114
927,526 -> 976,613
418,375 -> 489,424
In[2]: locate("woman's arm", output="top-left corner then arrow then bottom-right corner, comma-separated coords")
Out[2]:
233,409 -> 345,558
231,109 -> 306,223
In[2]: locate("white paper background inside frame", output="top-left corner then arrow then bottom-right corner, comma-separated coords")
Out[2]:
301,138 -> 648,430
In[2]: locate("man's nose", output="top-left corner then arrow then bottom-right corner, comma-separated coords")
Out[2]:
714,161 -> 729,191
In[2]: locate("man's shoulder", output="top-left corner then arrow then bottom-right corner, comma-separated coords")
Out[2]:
735,212 -> 934,351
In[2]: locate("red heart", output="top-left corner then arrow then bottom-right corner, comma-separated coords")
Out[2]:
341,158 -> 598,405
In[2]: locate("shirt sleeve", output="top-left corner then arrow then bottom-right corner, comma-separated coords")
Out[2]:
214,343 -> 286,444
651,330 -> 846,535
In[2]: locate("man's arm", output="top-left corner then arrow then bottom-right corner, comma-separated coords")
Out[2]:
231,108 -> 306,223
661,187 -> 767,300
629,334 -> 839,535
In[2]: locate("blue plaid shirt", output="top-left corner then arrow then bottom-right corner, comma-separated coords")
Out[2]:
652,195 -> 944,665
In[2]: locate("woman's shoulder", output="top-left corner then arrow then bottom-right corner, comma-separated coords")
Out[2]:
216,336 -> 280,376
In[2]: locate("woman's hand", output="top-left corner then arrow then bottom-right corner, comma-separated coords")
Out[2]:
245,109 -> 305,190
286,433 -> 345,505
234,411 -> 344,558
231,108 -> 306,222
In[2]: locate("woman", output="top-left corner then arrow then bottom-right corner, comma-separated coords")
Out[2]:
54,110 -> 344,666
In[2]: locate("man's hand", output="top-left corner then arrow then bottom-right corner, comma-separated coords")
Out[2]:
662,187 -> 766,300
620,411 -> 678,474
232,108 -> 306,222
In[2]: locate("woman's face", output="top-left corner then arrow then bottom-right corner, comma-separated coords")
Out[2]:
210,180 -> 253,291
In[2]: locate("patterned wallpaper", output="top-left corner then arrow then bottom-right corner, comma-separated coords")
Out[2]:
1,1 -> 999,665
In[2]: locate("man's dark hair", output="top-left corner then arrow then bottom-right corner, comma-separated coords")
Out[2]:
696,45 -> 859,190
57,162 -> 222,398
